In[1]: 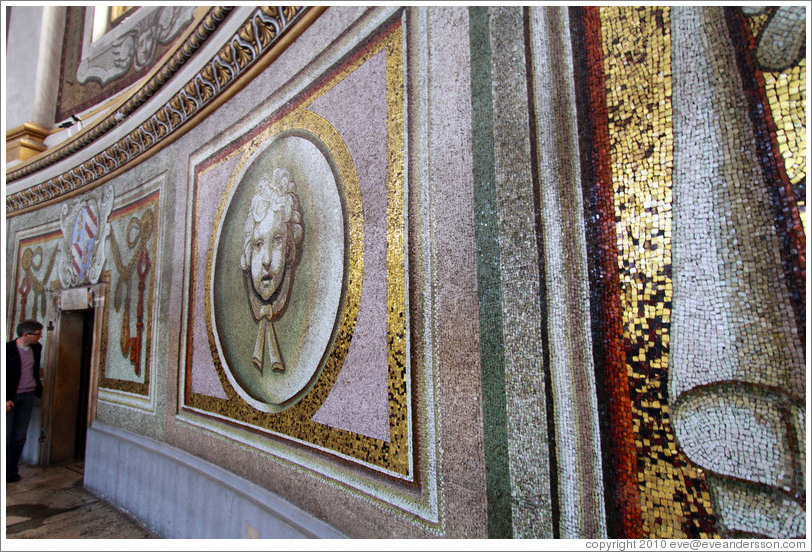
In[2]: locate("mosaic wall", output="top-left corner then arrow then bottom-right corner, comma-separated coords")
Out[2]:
181,19 -> 412,479
7,7 -> 449,535
7,226 -> 62,340
471,4 -> 805,540
97,186 -> 161,398
4,4 -> 805,540
6,183 -> 160,403
592,6 -> 717,538
575,5 -> 805,539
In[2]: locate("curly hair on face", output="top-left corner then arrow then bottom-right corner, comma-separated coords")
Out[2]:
239,168 -> 304,272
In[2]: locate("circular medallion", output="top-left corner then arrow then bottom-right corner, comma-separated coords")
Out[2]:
210,129 -> 349,412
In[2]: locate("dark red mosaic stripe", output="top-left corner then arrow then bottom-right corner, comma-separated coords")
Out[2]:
574,6 -> 643,539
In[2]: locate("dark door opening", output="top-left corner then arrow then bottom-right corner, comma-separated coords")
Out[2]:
51,309 -> 94,463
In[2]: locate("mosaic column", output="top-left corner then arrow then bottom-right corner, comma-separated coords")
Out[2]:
527,6 -> 607,539
670,6 -> 805,539
470,6 -> 556,538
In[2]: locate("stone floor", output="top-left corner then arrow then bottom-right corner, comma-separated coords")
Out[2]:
5,461 -> 158,539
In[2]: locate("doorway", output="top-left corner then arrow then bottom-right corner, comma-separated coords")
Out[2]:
49,309 -> 95,463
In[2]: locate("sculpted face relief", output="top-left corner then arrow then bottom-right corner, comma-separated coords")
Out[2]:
239,168 -> 303,374
209,130 -> 347,410
249,204 -> 289,302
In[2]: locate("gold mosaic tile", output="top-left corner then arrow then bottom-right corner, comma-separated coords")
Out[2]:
600,5 -> 719,538
745,9 -> 806,235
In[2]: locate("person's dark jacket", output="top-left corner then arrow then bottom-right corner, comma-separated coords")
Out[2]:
6,340 -> 43,401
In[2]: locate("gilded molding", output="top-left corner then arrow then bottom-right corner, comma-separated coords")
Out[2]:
6,6 -> 322,216
6,122 -> 50,162
6,122 -> 52,140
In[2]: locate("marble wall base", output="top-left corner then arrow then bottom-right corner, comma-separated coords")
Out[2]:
83,422 -> 346,539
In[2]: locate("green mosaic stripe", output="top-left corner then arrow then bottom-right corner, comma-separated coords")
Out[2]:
468,6 -> 514,539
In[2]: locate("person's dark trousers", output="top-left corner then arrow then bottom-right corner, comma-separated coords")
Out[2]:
6,391 -> 35,481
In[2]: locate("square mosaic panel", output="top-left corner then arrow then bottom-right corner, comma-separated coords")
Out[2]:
97,188 -> 161,398
7,226 -> 62,340
180,19 -> 412,480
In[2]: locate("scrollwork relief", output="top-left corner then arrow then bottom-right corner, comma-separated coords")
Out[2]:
7,6 -> 316,216
77,7 -> 195,86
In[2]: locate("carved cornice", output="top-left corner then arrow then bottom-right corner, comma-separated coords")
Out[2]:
6,7 -> 232,185
7,6 -> 322,216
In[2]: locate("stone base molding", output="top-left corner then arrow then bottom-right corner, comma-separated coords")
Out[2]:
84,422 -> 346,539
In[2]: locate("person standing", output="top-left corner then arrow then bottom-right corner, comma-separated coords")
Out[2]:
6,319 -> 44,483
